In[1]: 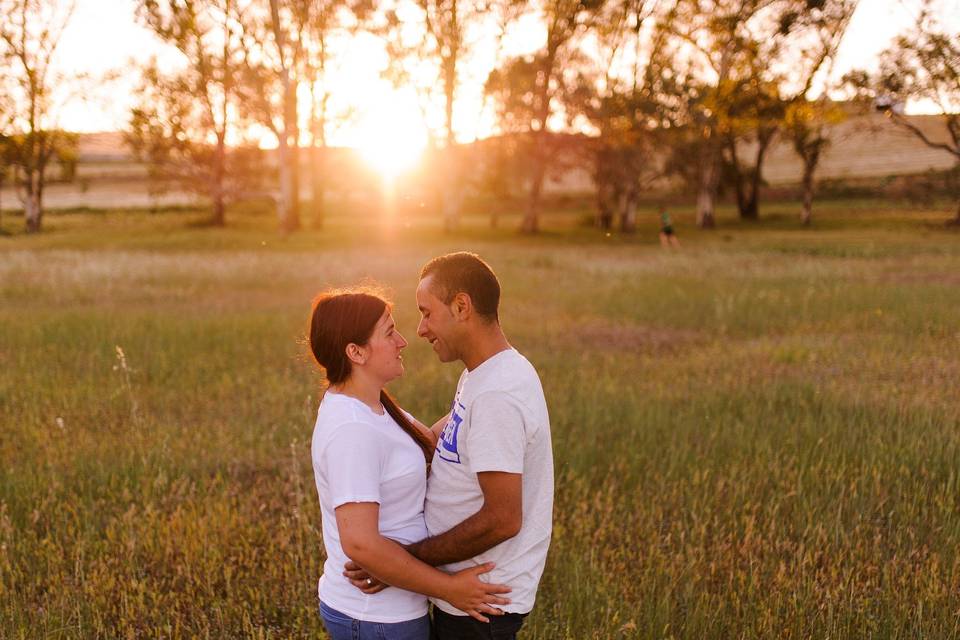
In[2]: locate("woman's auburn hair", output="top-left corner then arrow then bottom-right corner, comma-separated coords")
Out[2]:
309,288 -> 434,463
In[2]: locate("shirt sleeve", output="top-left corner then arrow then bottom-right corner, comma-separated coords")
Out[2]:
322,422 -> 384,508
465,392 -> 526,474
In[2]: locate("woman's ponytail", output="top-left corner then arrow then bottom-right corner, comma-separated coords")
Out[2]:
381,390 -> 435,465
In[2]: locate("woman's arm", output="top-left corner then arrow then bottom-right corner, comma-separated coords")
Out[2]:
335,502 -> 511,622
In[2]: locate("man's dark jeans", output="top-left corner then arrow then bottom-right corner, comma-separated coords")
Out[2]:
430,608 -> 527,640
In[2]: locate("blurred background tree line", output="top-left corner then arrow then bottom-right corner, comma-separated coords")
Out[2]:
0,0 -> 957,234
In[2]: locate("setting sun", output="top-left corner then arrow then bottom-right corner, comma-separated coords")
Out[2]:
353,100 -> 429,178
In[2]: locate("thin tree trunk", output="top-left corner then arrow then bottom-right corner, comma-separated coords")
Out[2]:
523,46 -> 556,235
25,188 -> 41,233
442,51 -> 460,232
523,148 -> 544,234
442,151 -> 460,232
211,136 -> 226,226
620,190 -> 637,233
725,138 -> 751,218
596,180 -> 613,230
277,134 -> 293,232
800,156 -> 815,226
289,80 -> 301,231
212,193 -> 225,227
311,143 -> 326,229
742,133 -> 774,220
309,78 -> 328,230
442,154 -> 462,233
696,147 -> 718,229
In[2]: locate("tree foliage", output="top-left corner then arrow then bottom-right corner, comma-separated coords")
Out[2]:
846,1 -> 959,224
130,0 -> 259,225
0,0 -> 80,233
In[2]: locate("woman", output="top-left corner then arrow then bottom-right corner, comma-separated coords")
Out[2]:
308,288 -> 510,640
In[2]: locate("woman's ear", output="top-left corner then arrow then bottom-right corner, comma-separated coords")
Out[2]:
345,342 -> 367,365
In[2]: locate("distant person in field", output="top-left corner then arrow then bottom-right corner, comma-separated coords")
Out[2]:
659,206 -> 680,248
308,289 -> 510,640
344,252 -> 555,640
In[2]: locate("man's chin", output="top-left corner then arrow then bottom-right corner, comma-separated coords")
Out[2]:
435,350 -> 458,363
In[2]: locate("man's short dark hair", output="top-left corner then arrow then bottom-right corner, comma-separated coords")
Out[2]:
420,252 -> 500,321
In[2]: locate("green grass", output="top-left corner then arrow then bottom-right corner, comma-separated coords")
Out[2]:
1,200 -> 959,638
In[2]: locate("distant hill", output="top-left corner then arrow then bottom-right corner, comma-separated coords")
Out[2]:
752,112 -> 956,185
75,112 -> 957,187
77,131 -> 131,162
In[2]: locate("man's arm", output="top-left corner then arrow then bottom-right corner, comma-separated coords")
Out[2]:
407,470 -> 522,566
344,471 -> 522,591
430,411 -> 451,440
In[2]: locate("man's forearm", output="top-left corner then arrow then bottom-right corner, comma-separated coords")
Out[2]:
408,508 -> 517,567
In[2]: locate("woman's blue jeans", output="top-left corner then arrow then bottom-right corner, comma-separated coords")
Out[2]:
319,601 -> 430,640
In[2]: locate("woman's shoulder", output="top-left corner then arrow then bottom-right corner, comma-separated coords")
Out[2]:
314,397 -> 382,443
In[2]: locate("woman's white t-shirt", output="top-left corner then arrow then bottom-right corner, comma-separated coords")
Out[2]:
311,391 -> 429,622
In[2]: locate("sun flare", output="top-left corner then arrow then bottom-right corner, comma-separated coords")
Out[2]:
354,102 -> 429,179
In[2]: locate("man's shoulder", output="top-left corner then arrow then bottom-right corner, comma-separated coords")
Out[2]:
474,349 -> 540,384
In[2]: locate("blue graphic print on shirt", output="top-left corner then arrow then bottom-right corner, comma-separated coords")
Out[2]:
437,400 -> 465,464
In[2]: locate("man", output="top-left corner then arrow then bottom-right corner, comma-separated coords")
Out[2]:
345,252 -> 554,639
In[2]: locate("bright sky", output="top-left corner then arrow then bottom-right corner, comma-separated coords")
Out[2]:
50,0 -> 960,151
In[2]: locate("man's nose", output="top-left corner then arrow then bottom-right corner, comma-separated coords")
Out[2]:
417,319 -> 427,337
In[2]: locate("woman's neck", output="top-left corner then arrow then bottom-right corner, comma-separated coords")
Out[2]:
331,375 -> 384,415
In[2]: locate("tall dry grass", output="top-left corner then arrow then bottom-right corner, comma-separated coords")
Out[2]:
2,204 -> 959,638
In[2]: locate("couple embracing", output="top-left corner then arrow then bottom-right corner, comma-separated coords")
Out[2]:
308,252 -> 554,640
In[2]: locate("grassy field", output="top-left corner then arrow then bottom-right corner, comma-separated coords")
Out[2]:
2,201 -> 959,639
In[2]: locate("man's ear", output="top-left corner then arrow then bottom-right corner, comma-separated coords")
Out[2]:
345,343 -> 367,365
450,292 -> 472,321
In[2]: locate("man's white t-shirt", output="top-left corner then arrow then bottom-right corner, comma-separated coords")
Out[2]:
425,348 -> 554,616
311,391 -> 429,623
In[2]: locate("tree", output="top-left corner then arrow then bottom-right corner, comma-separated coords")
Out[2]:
852,2 -> 960,225
669,0 -> 856,227
782,97 -> 846,225
237,0 -> 311,233
0,0 -> 79,233
379,1 -> 525,231
0,134 -> 13,232
0,88 -> 12,230
565,0 -> 680,233
131,0 -> 253,226
301,0 -> 367,229
486,0 -> 603,233
728,0 -> 857,221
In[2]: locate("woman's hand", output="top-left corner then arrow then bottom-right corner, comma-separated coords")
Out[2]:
343,561 -> 389,594
444,562 -> 511,623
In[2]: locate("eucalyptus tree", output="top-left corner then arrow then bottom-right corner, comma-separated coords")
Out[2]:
131,0 -> 253,226
849,2 -> 959,225
301,0 -> 369,228
782,98 -> 846,225
234,0 -> 315,233
379,0 -> 527,231
728,0 -> 858,221
0,0 -> 79,233
563,0 -> 681,232
669,0 -> 856,227
776,0 -> 859,225
485,0 -> 605,233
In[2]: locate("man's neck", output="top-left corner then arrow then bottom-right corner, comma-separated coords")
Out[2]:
461,325 -> 511,371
